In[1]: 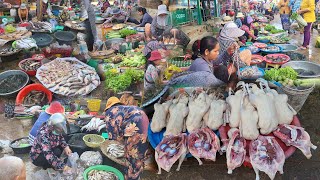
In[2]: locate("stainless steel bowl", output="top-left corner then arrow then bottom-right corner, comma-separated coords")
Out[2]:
282,61 -> 320,78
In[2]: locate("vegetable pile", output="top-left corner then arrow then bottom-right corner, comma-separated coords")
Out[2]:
264,24 -> 285,34
119,53 -> 146,67
107,31 -> 122,39
264,67 -> 298,82
4,25 -> 16,33
105,68 -> 144,92
119,28 -> 137,37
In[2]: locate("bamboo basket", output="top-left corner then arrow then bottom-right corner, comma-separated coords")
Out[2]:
88,43 -> 115,59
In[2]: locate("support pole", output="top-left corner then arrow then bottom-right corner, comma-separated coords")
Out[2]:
196,0 -> 202,25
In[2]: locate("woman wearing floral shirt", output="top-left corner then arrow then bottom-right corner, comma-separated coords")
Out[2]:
30,113 -> 72,171
104,97 -> 149,180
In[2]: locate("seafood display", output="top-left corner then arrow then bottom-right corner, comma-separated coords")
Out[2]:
19,59 -> 41,71
0,30 -> 31,41
106,144 -> 125,158
265,54 -> 290,64
0,45 -> 20,56
11,138 -> 30,148
251,55 -> 264,64
28,21 -> 53,32
261,45 -> 281,53
36,58 -> 100,96
246,46 -> 260,54
65,21 -> 86,30
80,151 -> 103,168
81,118 -> 106,132
23,91 -> 48,106
0,74 -> 28,94
239,66 -> 264,79
13,38 -> 38,50
88,170 -> 118,180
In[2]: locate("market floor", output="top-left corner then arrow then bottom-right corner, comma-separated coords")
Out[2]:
0,14 -> 320,180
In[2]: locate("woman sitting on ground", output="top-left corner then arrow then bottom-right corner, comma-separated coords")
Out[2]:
136,7 -> 153,27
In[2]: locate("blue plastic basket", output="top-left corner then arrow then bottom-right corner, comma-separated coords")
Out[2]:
238,67 -> 265,80
148,123 -> 220,158
260,45 -> 282,54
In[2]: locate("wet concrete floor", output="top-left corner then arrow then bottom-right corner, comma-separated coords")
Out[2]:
0,14 -> 320,179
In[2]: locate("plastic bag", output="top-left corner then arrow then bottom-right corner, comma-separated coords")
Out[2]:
34,169 -> 51,180
65,152 -> 79,175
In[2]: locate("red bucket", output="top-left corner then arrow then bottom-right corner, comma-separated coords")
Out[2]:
16,83 -> 52,105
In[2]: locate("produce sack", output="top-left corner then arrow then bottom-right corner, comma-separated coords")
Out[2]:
316,36 -> 320,48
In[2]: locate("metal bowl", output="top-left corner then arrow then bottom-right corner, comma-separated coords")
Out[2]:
282,61 -> 320,78
276,44 -> 298,53
105,38 -> 125,49
0,70 -> 29,96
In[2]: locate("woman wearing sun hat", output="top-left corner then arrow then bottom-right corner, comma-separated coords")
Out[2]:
144,50 -> 166,91
28,101 -> 65,145
103,96 -> 149,180
235,12 -> 245,28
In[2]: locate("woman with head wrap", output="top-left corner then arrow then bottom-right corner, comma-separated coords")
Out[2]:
103,97 -> 149,180
30,113 -> 72,172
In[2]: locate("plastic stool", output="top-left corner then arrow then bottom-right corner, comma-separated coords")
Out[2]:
266,63 -> 280,69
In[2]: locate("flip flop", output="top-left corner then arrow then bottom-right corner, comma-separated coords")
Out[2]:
299,46 -> 307,50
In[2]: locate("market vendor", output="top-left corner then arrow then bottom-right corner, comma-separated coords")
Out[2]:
219,22 -> 249,68
103,8 -> 139,24
144,50 -> 166,91
136,7 -> 153,27
189,36 -> 238,84
79,0 -> 103,51
142,35 -> 166,59
28,101 -> 65,144
235,12 -> 245,28
145,5 -> 178,42
0,156 -> 26,180
30,113 -> 72,172
16,3 -> 31,23
104,97 -> 149,180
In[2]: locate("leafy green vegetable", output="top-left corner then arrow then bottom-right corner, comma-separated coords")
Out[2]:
4,25 -> 16,33
290,13 -> 298,20
104,68 -> 144,92
119,53 -> 146,67
264,67 -> 298,81
119,28 -> 137,38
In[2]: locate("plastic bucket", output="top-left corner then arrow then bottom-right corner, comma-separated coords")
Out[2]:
87,99 -> 101,112
279,84 -> 315,113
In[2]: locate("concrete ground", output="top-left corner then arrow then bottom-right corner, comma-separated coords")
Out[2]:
0,14 -> 320,180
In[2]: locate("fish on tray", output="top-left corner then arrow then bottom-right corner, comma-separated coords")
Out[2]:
36,58 -> 100,96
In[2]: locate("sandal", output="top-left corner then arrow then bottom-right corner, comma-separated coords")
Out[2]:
299,46 -> 307,50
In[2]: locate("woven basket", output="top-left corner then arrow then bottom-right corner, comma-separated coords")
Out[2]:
89,44 -> 115,59
100,140 -> 129,167
83,134 -> 105,148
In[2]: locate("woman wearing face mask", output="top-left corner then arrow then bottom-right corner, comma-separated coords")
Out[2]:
145,5 -> 178,42
30,113 -> 72,172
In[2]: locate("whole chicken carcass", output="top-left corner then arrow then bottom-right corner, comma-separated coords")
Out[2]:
248,84 -> 278,135
249,136 -> 285,180
155,133 -> 188,174
226,128 -> 246,174
273,124 -> 317,159
186,92 -> 210,132
226,89 -> 244,128
204,99 -> 227,130
164,95 -> 189,136
151,100 -> 173,133
188,127 -> 220,165
265,88 -> 297,125
239,97 -> 259,140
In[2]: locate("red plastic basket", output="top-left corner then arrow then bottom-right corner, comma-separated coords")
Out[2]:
264,54 -> 290,65
219,116 -> 301,168
16,83 -> 53,105
18,58 -> 42,76
250,55 -> 265,65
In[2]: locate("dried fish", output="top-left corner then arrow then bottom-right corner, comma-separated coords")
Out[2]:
88,170 -> 118,180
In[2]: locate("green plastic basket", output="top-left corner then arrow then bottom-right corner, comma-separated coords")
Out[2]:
168,56 -> 192,68
83,165 -> 124,180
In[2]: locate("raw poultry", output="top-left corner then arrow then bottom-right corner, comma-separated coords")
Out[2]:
188,127 -> 220,165
273,124 -> 317,159
151,100 -> 173,133
249,136 -> 285,180
186,92 -> 211,132
155,134 -> 188,174
164,95 -> 189,136
226,128 -> 246,174
239,95 -> 259,140
204,99 -> 227,131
